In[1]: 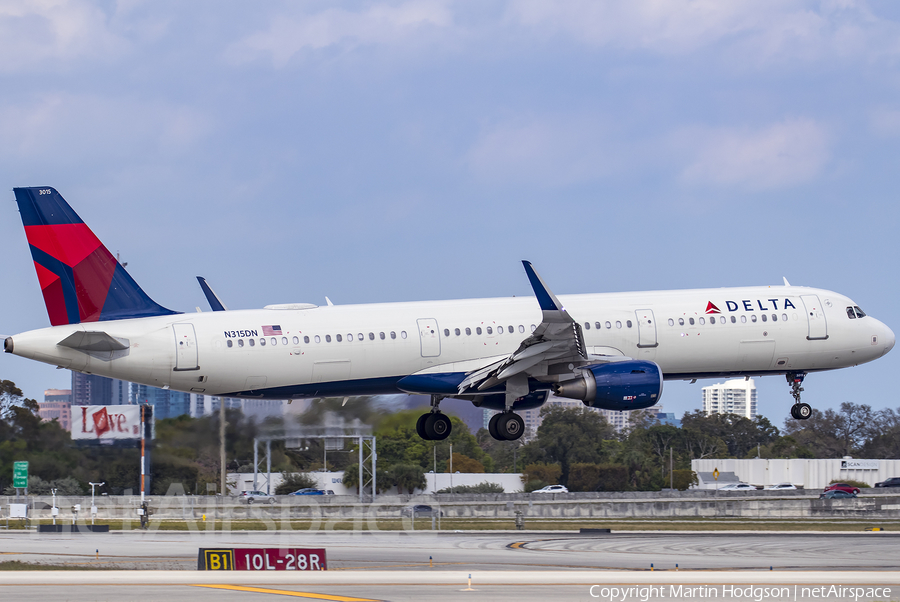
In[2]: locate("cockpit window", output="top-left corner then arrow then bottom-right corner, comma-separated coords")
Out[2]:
847,307 -> 856,319
854,306 -> 866,318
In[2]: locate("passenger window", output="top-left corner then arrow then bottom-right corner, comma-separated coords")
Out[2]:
519,325 -> 525,333
731,316 -> 737,323
678,318 -> 684,326
336,334 -> 342,342
282,336 -> 288,345
271,337 -> 277,345
238,339 -> 244,347
369,332 -> 375,340
772,314 -> 777,322
325,335 -> 331,343
455,328 -> 461,336
616,321 -> 622,329
346,334 -> 352,341
782,314 -> 788,321
709,317 -> 715,324
249,339 -> 255,347
315,335 -> 321,343
358,333 -> 364,341
390,331 -> 396,339
476,327 -> 483,335
401,331 -> 407,339
260,338 -> 266,346
584,322 -> 590,330
508,325 -> 514,333
304,336 -> 310,344
626,320 -> 633,328
761,314 -> 767,322
444,328 -> 450,336
751,315 -> 757,323
486,326 -> 493,334
699,317 -> 705,325
605,321 -> 612,329
668,318 -> 674,326
466,327 -> 471,335
531,324 -> 536,332
595,322 -> 601,329
380,332 -> 385,340
293,336 -> 299,344
227,340 -> 233,348
741,315 -> 747,323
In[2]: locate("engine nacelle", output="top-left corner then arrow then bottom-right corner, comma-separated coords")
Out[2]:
552,360 -> 663,411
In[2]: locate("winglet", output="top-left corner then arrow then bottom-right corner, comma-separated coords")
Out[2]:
522,261 -> 564,312
196,276 -> 228,311
783,276 -> 791,287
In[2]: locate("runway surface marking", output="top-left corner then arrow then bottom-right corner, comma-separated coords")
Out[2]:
193,584 -> 380,601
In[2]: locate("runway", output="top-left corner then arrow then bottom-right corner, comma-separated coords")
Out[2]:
0,531 -> 898,600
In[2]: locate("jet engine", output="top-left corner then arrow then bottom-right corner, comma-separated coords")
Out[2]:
552,360 -> 662,411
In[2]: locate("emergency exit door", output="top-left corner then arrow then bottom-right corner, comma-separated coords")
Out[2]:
173,323 -> 199,371
416,318 -> 441,357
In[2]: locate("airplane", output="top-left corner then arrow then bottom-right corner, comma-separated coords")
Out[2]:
4,187 -> 895,441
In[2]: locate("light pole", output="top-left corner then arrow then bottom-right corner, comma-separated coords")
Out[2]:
88,482 -> 105,526
51,488 -> 58,526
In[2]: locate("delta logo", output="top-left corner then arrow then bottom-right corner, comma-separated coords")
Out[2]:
705,298 -> 797,313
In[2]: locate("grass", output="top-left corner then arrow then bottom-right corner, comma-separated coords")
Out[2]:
0,561 -> 111,571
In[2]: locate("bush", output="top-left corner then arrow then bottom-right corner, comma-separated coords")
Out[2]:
523,479 -> 548,493
522,463 -> 561,487
568,463 -> 601,492
437,482 -> 505,494
671,470 -> 699,491
595,464 -> 630,492
829,478 -> 870,489
275,472 -> 318,495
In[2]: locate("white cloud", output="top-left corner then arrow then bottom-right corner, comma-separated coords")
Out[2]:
229,1 -> 453,67
466,116 -> 623,187
0,94 -> 213,163
0,0 -> 128,71
505,0 -> 900,65
679,119 -> 830,189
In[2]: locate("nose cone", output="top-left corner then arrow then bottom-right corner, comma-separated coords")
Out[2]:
882,321 -> 896,355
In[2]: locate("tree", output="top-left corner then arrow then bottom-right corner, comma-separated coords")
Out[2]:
782,402 -> 875,458
533,405 -> 616,485
386,463 -> 426,494
449,452 -> 484,473
680,411 -> 778,458
275,472 -> 317,495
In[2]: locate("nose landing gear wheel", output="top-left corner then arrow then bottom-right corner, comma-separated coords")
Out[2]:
790,403 -> 812,420
424,412 -> 452,440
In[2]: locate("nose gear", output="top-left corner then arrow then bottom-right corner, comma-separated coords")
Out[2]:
786,372 -> 811,420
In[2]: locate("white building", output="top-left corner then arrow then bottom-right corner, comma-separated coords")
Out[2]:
702,378 -> 757,419
692,458 -> 900,490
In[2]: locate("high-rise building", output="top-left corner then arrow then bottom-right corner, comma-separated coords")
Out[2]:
39,389 -> 72,432
702,378 -> 757,419
71,372 -> 112,405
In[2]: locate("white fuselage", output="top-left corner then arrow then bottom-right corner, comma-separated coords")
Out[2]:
6,285 -> 895,404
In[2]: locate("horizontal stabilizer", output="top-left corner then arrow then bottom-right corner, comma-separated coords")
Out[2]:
58,331 -> 129,352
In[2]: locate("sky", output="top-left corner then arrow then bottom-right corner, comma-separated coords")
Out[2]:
1,0 -> 900,428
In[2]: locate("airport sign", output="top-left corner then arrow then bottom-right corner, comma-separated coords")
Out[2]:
198,548 -> 326,571
13,461 -> 28,488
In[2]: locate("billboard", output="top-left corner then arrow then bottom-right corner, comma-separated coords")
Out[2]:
72,405 -> 150,441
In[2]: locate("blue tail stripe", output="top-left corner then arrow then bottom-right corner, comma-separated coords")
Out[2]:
100,264 -> 178,321
28,245 -> 81,324
14,187 -> 84,226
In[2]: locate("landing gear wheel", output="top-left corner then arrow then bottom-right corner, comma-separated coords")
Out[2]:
416,413 -> 429,439
496,413 -> 525,441
488,413 -> 501,440
795,403 -> 812,420
425,413 -> 452,440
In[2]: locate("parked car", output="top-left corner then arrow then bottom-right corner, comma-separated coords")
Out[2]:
875,477 -> 900,488
820,490 -> 857,499
290,488 -> 325,496
401,504 -> 442,517
765,483 -> 797,490
237,490 -> 276,504
824,483 -> 861,495
718,482 -> 757,491
532,485 -> 569,494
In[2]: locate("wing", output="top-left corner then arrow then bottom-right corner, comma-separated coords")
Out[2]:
457,261 -> 629,400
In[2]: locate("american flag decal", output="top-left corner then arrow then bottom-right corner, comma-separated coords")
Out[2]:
262,325 -> 282,336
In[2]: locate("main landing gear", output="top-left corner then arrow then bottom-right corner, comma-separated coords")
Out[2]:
416,395 -> 452,441
786,372 -> 812,420
488,412 -> 525,441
